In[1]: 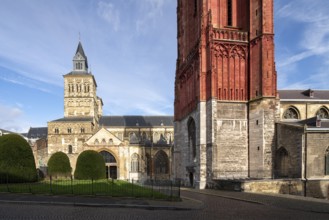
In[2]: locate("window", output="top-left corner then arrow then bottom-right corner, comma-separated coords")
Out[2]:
101,138 -> 106,144
193,0 -> 197,17
131,153 -> 140,172
317,107 -> 329,119
227,0 -> 232,26
283,107 -> 299,119
325,147 -> 329,175
68,128 -> 72,134
146,153 -> 151,175
188,118 -> 196,160
68,145 -> 73,154
154,150 -> 169,174
80,128 -> 85,133
94,139 -> 99,144
54,128 -> 59,134
276,147 -> 289,177
109,139 -> 113,145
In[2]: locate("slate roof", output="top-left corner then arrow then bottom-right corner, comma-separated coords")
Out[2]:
0,128 -> 16,134
99,116 -> 174,127
278,89 -> 329,100
50,117 -> 94,122
27,127 -> 48,139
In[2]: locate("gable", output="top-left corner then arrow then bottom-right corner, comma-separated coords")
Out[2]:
85,128 -> 122,146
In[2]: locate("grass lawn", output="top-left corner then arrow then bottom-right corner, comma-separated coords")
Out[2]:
0,179 -> 179,200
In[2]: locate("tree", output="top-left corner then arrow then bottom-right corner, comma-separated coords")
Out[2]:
0,134 -> 37,182
47,151 -> 72,177
74,150 -> 106,180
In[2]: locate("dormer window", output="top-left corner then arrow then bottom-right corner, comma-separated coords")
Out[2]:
76,62 -> 83,70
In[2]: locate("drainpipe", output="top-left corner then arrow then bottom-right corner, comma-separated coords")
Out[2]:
303,125 -> 308,197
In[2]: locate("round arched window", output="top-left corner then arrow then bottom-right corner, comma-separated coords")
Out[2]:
316,107 -> 329,119
283,107 -> 299,119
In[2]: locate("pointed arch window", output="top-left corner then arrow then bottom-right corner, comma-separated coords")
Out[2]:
276,147 -> 289,177
317,107 -> 329,119
154,150 -> 169,174
188,118 -> 196,160
227,0 -> 233,26
325,147 -> 329,175
283,107 -> 299,119
131,153 -> 140,172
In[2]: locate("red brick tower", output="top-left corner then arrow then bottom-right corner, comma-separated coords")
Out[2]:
174,0 -> 278,188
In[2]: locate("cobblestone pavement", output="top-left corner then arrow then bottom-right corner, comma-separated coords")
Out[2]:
1,190 -> 329,219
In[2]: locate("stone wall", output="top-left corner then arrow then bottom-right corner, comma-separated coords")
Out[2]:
306,132 -> 329,178
249,98 -> 278,178
276,123 -> 303,178
173,102 -> 207,189
213,101 -> 248,179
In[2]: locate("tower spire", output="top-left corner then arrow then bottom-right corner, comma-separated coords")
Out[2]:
73,41 -> 88,72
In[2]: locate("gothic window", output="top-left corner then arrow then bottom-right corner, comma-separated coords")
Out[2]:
283,107 -> 299,119
316,107 -> 329,119
325,147 -> 329,175
276,147 -> 289,177
193,0 -> 197,17
101,138 -> 106,144
68,145 -> 73,154
142,132 -> 147,141
67,128 -> 72,134
153,132 -> 159,143
154,150 -> 169,174
131,153 -> 140,172
146,153 -> 151,175
94,139 -> 99,144
130,132 -> 139,144
227,0 -> 233,26
99,151 -> 116,163
188,118 -> 196,160
109,139 -> 113,145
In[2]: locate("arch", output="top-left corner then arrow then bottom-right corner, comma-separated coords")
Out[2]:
99,150 -> 117,163
131,153 -> 140,172
94,139 -> 99,144
283,106 -> 300,119
99,150 -> 117,179
276,147 -> 289,177
154,150 -> 169,174
325,147 -> 329,175
316,107 -> 329,119
187,117 -> 196,160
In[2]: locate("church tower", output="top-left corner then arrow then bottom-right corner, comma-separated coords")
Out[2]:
63,42 -> 103,124
174,0 -> 278,188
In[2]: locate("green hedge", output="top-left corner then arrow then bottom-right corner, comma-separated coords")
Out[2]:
74,150 -> 106,180
0,134 -> 37,182
48,151 -> 72,177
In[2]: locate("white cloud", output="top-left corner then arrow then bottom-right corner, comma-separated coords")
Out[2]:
0,103 -> 30,132
97,1 -> 120,31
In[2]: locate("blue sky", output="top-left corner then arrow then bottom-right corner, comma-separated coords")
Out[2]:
0,0 -> 329,133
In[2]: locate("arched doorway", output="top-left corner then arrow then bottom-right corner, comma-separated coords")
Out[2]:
99,151 -> 117,179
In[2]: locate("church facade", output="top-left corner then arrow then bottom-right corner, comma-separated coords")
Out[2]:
174,0 -> 329,198
42,42 -> 174,182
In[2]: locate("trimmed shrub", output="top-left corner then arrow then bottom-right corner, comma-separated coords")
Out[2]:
74,150 -> 106,180
0,134 -> 37,182
47,151 -> 72,178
